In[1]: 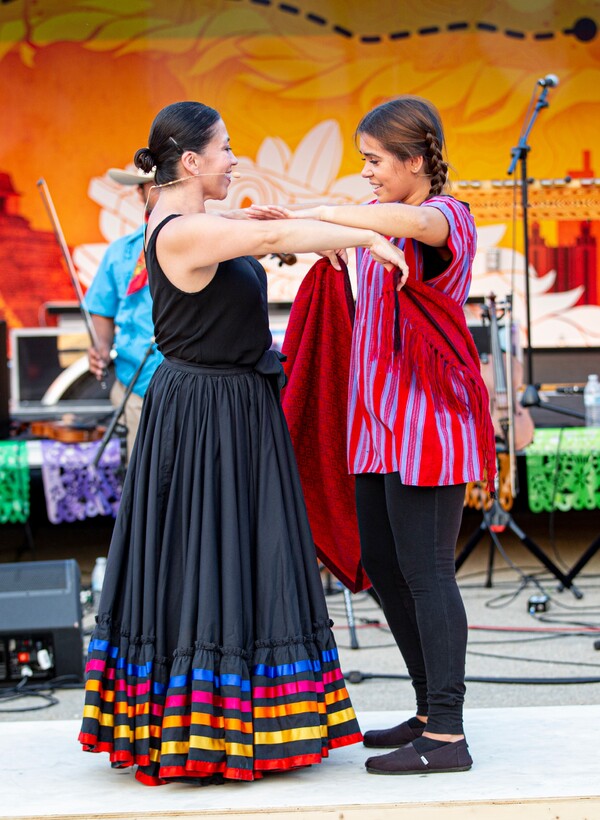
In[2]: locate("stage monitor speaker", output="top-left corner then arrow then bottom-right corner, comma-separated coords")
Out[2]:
0,320 -> 9,438
0,559 -> 84,686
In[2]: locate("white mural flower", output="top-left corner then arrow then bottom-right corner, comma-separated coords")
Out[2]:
211,120 -> 367,300
73,171 -> 146,289
217,121 -> 366,207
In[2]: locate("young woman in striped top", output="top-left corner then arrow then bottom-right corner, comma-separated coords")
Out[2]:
250,95 -> 495,775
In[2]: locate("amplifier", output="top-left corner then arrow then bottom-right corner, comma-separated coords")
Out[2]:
0,559 -> 84,685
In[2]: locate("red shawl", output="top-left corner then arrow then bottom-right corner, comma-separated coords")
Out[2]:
281,258 -> 368,593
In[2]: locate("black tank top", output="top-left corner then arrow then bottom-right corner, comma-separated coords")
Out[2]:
145,214 -> 272,366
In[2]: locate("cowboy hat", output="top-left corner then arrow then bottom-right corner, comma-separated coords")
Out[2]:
107,166 -> 155,186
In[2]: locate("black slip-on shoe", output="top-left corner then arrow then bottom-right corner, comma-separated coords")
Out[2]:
365,739 -> 473,775
363,720 -> 425,749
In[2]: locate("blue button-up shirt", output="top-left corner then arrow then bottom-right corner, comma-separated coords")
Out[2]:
84,225 -> 162,397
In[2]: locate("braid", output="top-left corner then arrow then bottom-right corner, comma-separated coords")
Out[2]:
425,131 -> 448,196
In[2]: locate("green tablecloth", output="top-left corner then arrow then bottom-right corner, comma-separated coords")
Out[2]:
0,441 -> 30,524
526,427 -> 600,513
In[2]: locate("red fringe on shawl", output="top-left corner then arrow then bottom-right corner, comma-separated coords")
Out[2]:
379,268 -> 497,494
281,258 -> 368,593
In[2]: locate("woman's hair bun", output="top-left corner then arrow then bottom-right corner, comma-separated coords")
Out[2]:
134,147 -> 155,174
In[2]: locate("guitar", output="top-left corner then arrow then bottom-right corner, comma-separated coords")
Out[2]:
465,295 -> 534,511
480,294 -> 534,454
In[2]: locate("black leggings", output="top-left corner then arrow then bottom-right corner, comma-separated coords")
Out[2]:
355,473 -> 467,735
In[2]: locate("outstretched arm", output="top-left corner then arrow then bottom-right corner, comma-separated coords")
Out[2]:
247,202 -> 450,248
153,212 -> 409,291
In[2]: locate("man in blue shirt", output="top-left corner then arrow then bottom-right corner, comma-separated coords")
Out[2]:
85,167 -> 162,458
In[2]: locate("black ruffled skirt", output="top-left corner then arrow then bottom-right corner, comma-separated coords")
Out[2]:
79,356 -> 361,785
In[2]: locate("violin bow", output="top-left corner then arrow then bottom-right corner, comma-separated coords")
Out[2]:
37,178 -> 107,388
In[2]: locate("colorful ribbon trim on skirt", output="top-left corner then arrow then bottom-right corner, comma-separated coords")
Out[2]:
79,620 -> 362,784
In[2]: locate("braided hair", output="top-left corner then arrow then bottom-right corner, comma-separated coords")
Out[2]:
356,96 -> 449,197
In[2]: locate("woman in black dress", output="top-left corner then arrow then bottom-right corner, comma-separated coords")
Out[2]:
79,101 -> 407,785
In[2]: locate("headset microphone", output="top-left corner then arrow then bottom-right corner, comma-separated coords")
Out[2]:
151,172 -> 241,191
195,172 -> 241,178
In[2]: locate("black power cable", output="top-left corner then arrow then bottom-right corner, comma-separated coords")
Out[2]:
0,675 -> 83,713
344,670 -> 600,685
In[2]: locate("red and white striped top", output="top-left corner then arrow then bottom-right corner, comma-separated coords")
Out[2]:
348,195 -> 482,486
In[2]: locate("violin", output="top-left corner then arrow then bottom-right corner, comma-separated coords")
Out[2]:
465,295 -> 534,511
29,419 -> 107,444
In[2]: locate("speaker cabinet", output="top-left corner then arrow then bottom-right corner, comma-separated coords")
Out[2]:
0,559 -> 83,685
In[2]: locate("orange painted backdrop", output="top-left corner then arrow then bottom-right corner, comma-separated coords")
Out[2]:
1,0 -> 599,345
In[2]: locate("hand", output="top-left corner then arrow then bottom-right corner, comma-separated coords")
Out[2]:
217,207 -> 260,220
319,249 -> 348,271
245,205 -> 293,220
88,346 -> 110,381
245,205 -> 320,221
370,236 -> 409,290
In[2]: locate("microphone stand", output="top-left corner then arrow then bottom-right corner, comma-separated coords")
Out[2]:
503,82 -> 597,597
92,339 -> 155,469
506,80 -> 584,420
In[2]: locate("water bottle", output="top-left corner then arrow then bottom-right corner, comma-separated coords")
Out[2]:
583,374 -> 600,427
91,557 -> 107,614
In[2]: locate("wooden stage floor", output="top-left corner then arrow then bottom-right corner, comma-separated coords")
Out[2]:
2,705 -> 599,819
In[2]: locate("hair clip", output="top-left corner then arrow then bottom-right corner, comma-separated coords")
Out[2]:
169,136 -> 183,154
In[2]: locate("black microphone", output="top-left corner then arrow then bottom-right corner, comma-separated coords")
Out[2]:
537,74 -> 559,88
